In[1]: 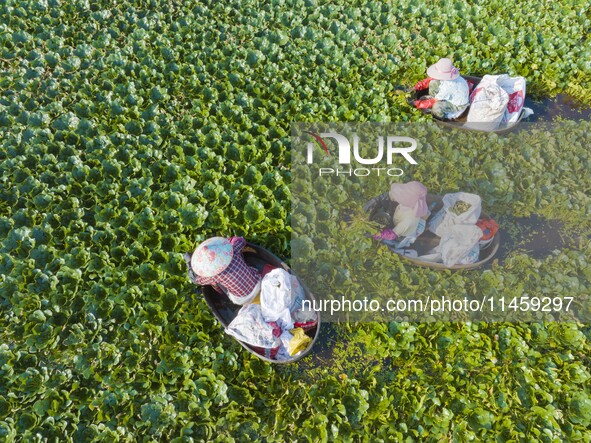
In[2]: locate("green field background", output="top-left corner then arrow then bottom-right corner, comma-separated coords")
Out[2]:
1,0 -> 591,442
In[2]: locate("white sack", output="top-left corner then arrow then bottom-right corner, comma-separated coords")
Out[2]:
225,304 -> 281,349
482,74 -> 533,123
466,75 -> 509,130
429,192 -> 482,237
260,268 -> 303,330
438,225 -> 483,267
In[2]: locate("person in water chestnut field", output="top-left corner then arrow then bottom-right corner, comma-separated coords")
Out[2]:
414,58 -> 470,119
188,236 -> 261,305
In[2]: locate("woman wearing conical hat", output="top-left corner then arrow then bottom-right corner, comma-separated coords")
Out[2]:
413,58 -> 470,120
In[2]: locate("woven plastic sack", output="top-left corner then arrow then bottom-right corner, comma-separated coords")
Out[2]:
481,74 -> 534,123
466,76 -> 509,130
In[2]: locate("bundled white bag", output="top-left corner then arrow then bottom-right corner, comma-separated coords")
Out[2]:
225,304 -> 281,349
438,225 -> 482,266
260,268 -> 304,330
429,192 -> 482,237
466,76 -> 509,130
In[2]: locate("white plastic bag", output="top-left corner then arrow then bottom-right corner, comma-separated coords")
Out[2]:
429,192 -> 482,237
225,304 -> 281,349
466,76 -> 509,130
420,225 -> 482,266
458,243 -> 481,265
467,74 -> 533,128
438,225 -> 482,266
260,269 -> 303,330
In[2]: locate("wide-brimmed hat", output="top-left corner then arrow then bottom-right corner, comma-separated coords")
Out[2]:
427,58 -> 460,81
191,237 -> 234,277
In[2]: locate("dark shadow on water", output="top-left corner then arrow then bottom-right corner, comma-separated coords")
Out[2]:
527,94 -> 590,122
482,214 -> 589,268
287,322 -> 339,370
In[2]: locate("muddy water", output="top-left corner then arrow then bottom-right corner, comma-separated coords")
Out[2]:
486,214 -> 590,267
526,94 -> 591,121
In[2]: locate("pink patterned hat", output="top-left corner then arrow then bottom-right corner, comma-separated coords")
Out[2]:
191,237 -> 234,278
427,58 -> 460,81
